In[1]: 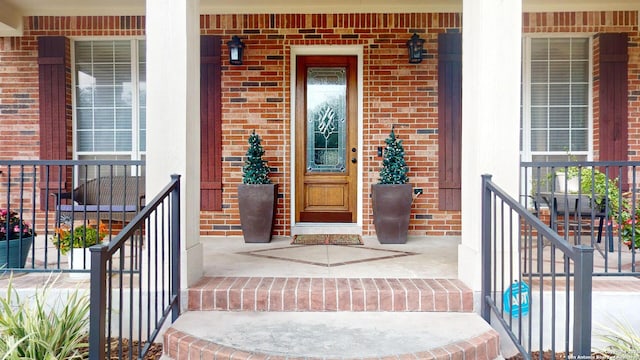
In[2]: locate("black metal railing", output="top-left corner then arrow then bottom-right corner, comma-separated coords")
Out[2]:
0,160 -> 144,273
481,174 -> 593,359
521,161 -> 640,275
89,174 -> 180,360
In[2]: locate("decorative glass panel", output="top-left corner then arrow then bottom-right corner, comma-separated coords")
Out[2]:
306,67 -> 347,172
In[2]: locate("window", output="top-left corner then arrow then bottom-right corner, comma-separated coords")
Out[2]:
521,36 -> 591,163
73,39 -> 146,177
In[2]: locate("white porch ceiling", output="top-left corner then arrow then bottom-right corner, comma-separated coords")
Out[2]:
0,0 -> 639,35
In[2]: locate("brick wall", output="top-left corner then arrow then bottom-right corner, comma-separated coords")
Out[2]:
0,11 -> 638,238
199,13 -> 461,237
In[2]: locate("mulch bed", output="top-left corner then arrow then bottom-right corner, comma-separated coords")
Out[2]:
77,337 -> 163,359
508,351 -> 613,359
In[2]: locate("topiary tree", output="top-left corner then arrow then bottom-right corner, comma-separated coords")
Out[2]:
242,130 -> 271,184
378,128 -> 409,184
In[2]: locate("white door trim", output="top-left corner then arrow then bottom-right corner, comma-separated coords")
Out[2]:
289,45 -> 363,235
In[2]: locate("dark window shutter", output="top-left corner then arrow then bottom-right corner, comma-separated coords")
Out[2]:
599,33 -> 628,165
38,36 -> 69,209
200,35 -> 223,210
599,33 -> 629,189
438,33 -> 462,211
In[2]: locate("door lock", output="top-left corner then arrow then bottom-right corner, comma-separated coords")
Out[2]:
351,157 -> 357,163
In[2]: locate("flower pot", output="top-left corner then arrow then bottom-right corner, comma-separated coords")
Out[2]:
238,184 -> 277,243
68,247 -> 91,280
372,184 -> 412,244
0,236 -> 34,268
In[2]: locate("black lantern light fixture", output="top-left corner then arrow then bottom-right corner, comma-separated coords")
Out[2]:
406,33 -> 425,64
227,35 -> 245,65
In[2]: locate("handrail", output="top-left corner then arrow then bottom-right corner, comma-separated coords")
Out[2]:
88,174 -> 180,360
481,174 -> 593,359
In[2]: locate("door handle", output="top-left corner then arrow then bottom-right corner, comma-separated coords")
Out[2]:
351,157 -> 357,164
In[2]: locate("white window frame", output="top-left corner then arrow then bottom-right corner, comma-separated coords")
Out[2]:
521,34 -> 594,162
70,37 -> 146,162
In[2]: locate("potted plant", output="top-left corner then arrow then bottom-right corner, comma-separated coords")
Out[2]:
237,130 -> 277,243
52,222 -> 107,279
0,209 -> 35,268
371,128 -> 413,244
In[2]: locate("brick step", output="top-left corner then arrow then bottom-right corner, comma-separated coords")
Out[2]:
187,276 -> 473,312
163,312 -> 501,360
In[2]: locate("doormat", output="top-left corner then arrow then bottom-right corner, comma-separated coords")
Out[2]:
291,234 -> 363,245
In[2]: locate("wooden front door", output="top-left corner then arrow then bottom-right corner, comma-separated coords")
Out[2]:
295,55 -> 358,223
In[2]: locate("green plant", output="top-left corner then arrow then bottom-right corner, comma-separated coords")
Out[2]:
0,209 -> 35,241
51,223 -> 108,255
378,128 -> 409,184
242,130 -> 271,184
0,275 -> 90,359
561,166 -> 623,216
596,318 -> 640,358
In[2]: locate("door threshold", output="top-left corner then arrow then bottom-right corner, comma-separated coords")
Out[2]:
292,223 -> 362,235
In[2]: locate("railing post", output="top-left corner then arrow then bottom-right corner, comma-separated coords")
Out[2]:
170,174 -> 181,322
481,174 -> 493,322
89,244 -> 109,360
573,244 -> 593,357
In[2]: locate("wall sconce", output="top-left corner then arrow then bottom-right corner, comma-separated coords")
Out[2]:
227,35 -> 245,65
406,33 -> 425,64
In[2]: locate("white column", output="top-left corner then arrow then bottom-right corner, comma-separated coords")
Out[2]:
459,0 -> 522,291
146,0 -> 202,287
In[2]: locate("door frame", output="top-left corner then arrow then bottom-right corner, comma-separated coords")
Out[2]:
290,45 -> 364,235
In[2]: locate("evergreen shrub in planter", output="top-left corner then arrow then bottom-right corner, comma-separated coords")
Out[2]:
238,131 -> 277,243
371,128 -> 413,244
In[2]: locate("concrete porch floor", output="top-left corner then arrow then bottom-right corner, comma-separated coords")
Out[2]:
200,235 -> 460,279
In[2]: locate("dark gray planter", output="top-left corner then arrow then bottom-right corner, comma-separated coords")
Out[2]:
372,184 -> 412,244
238,184 -> 277,243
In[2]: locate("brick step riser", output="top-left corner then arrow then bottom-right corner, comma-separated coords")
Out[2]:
164,328 -> 501,360
187,277 -> 473,312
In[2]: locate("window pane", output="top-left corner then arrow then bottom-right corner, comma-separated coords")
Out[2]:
571,61 -> 588,82
571,107 -> 587,128
94,64 -> 114,85
77,109 -> 93,129
76,87 -> 93,107
572,84 -> 588,105
549,129 -> 569,151
531,62 -> 548,82
94,131 -> 114,151
75,42 -> 93,63
77,131 -> 93,152
531,130 -> 548,151
116,109 -> 132,129
549,38 -> 571,60
94,86 -> 115,107
549,107 -> 569,128
531,107 -> 548,128
531,84 -> 548,106
531,39 -> 548,60
93,42 -> 114,62
115,130 -> 132,151
94,109 -> 114,129
571,129 -> 588,151
549,61 -> 570,82
113,41 -> 131,62
549,84 -> 569,105
571,38 -> 589,59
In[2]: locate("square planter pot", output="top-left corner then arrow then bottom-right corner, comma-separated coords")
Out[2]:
238,184 -> 277,243
372,184 -> 412,244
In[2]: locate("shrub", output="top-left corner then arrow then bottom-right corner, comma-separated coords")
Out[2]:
378,128 -> 409,184
0,275 -> 90,359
